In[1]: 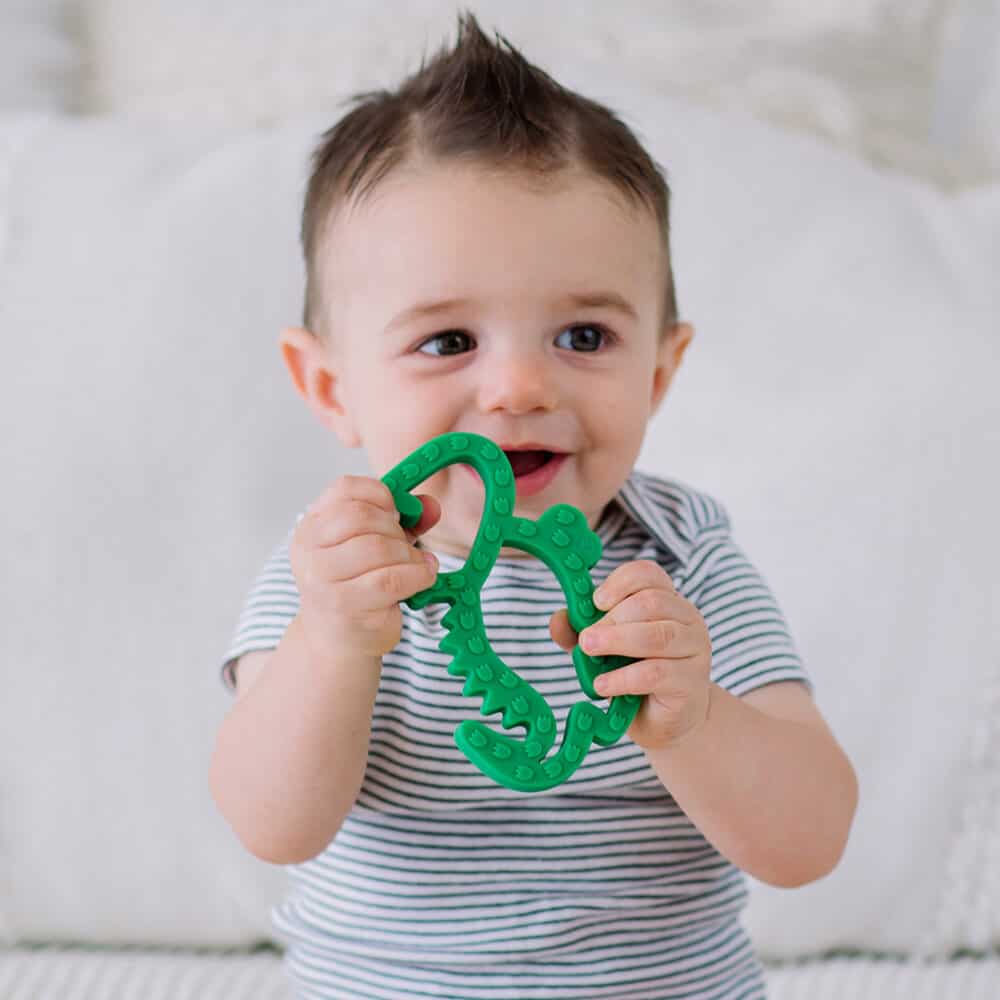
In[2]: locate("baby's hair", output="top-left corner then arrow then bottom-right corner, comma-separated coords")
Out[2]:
300,10 -> 678,336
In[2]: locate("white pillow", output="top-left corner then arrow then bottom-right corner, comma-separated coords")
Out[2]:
0,0 -> 80,112
79,0 -> 991,185
0,109 -> 341,947
0,88 -> 997,955
627,90 -> 1000,957
930,0 -> 1000,185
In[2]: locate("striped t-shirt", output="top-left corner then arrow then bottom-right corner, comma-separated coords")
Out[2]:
221,469 -> 811,1000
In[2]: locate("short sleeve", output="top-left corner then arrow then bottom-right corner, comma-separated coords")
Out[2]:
684,513 -> 813,698
219,525 -> 301,691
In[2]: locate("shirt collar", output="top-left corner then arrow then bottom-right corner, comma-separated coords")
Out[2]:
607,469 -> 694,568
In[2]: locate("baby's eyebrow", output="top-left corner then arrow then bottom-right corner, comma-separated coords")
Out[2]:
385,298 -> 470,334
562,291 -> 638,320
384,290 -> 638,334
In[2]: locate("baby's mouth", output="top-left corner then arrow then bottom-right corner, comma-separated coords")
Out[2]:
503,449 -> 555,478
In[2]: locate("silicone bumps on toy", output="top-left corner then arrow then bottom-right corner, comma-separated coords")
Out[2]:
382,432 -> 641,792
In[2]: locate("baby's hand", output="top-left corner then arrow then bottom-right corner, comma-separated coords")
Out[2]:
549,560 -> 712,751
290,476 -> 441,665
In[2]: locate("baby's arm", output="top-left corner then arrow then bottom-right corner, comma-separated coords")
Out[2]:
641,678 -> 856,888
209,616 -> 382,865
554,558 -> 857,888
209,477 -> 440,865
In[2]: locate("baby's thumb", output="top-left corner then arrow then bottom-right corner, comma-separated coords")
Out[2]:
548,608 -> 578,652
405,493 -> 442,540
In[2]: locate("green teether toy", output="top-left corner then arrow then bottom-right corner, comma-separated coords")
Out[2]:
381,431 -> 641,793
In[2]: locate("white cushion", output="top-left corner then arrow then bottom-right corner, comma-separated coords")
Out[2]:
4,948 -> 1000,1000
78,0 -> 996,186
0,88 -> 997,954
929,0 -> 1000,185
0,1 -> 80,112
0,111 -> 345,947
627,86 -> 1000,957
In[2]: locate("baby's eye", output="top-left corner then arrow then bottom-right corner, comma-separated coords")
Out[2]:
417,330 -> 476,356
554,324 -> 607,352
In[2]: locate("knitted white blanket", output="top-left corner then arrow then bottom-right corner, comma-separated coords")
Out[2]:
3,949 -> 1000,1000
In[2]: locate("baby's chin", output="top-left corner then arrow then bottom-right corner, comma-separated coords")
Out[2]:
422,539 -> 541,563
419,518 -> 537,561
420,498 -> 611,563
496,543 -> 538,561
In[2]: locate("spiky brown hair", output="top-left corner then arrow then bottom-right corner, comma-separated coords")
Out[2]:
300,11 -> 677,336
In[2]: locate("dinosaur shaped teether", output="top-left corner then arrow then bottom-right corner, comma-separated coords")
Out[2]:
381,432 -> 641,793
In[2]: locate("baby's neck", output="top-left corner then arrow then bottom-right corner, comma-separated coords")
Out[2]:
432,542 -> 534,561
415,501 -> 612,562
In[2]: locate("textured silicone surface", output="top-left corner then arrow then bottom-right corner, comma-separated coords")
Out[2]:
382,432 -> 641,792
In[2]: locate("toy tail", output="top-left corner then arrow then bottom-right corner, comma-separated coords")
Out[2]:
456,694 -> 641,792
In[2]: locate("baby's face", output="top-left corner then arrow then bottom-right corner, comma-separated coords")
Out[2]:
312,161 -> 690,557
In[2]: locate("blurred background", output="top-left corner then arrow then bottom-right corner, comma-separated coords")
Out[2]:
3,0 -> 999,188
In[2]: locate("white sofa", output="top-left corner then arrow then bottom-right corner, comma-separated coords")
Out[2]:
2,3 -> 999,997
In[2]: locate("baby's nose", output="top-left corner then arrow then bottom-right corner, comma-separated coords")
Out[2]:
477,353 -> 558,414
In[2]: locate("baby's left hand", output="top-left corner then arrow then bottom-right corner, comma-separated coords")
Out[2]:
549,559 -> 712,751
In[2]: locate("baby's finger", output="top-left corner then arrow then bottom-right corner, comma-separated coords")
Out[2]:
315,533 -> 432,583
594,559 -> 676,611
305,498 -> 406,549
593,658 -> 673,698
580,619 -> 699,660
347,555 -> 440,611
306,475 -> 399,519
598,587 -> 697,628
548,608 -> 577,652
403,493 -> 442,542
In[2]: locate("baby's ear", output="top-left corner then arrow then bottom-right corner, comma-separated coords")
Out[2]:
650,321 -> 694,413
277,326 -> 360,447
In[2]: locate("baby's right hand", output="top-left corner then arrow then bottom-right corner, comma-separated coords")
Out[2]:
289,476 -> 441,665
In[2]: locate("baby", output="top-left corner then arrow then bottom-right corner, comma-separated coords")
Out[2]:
210,13 -> 858,1000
